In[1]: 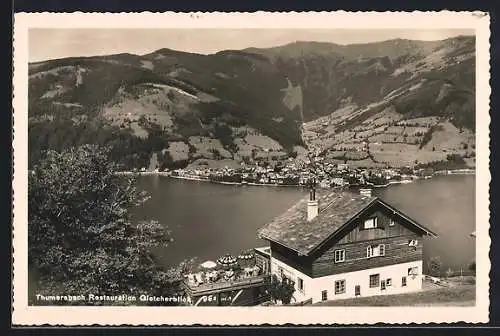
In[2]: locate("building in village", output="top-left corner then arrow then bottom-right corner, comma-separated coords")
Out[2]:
257,187 -> 437,304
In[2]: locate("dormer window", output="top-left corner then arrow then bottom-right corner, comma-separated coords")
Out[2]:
363,217 -> 378,229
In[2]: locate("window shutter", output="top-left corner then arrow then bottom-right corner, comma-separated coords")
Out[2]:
378,218 -> 385,229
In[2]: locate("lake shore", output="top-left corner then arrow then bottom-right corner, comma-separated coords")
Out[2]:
117,168 -> 475,189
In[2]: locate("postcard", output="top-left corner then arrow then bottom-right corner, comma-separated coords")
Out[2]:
12,11 -> 490,325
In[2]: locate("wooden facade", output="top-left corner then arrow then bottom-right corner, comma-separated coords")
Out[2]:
312,234 -> 422,277
254,247 -> 272,275
271,242 -> 313,277
269,200 -> 427,279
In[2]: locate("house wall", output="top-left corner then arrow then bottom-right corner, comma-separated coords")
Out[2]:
312,234 -> 423,277
254,251 -> 271,275
269,254 -> 314,304
311,204 -> 424,278
270,242 -> 313,277
309,260 -> 424,303
271,256 -> 423,304
335,207 -> 417,244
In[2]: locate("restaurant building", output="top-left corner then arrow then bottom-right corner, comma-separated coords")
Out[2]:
258,187 -> 437,304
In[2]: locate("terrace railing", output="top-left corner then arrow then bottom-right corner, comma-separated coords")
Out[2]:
184,274 -> 270,295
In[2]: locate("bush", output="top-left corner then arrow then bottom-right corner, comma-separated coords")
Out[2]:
468,261 -> 476,275
428,256 -> 442,277
268,275 -> 296,304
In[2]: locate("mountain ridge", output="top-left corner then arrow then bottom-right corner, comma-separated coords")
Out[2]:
28,35 -> 475,170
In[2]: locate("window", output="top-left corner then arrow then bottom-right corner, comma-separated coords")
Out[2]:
367,244 -> 385,258
389,219 -> 395,226
379,244 -> 385,256
363,217 -> 378,229
297,277 -> 304,292
369,274 -> 380,288
386,278 -> 392,286
408,239 -> 419,247
355,285 -> 361,296
367,245 -> 372,258
402,276 -> 407,287
408,267 -> 419,279
321,290 -> 328,301
335,280 -> 346,294
334,249 -> 345,263
381,280 -> 386,290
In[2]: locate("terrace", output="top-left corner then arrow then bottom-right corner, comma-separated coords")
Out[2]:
183,250 -> 271,296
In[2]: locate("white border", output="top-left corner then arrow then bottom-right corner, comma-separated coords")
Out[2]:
12,11 -> 491,325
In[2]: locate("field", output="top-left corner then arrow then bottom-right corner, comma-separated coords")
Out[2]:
188,136 -> 232,159
187,158 -> 242,169
231,126 -> 286,162
304,101 -> 475,168
166,141 -> 190,162
103,82 -> 209,138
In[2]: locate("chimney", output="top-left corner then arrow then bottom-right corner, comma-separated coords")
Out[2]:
359,188 -> 372,197
307,186 -> 319,221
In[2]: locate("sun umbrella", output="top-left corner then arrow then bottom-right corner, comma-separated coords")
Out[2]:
200,260 -> 217,269
238,251 -> 255,267
217,254 -> 238,267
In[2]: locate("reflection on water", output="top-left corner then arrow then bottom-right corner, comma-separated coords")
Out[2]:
135,175 -> 475,274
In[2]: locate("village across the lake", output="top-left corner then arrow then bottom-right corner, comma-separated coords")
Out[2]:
120,153 -> 475,190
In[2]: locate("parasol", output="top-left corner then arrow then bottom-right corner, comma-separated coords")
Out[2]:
237,251 -> 255,267
217,254 -> 238,267
200,260 -> 217,269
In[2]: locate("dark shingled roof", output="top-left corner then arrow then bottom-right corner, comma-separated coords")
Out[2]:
258,191 -> 377,256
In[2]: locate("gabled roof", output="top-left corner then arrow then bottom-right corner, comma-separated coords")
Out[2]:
258,191 -> 437,256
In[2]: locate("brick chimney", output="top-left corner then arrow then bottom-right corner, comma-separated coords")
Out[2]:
307,186 -> 319,221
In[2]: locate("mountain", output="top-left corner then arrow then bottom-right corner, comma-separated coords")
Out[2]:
28,35 -> 475,169
246,36 -> 474,123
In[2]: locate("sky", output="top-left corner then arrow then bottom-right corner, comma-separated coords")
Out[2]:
29,28 -> 474,62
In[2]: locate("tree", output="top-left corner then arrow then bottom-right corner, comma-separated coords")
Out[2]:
428,256 -> 443,277
29,145 -> 180,304
268,275 -> 295,305
468,261 -> 476,275
166,90 -> 176,101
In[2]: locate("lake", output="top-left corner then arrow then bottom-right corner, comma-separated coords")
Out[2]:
134,175 -> 476,275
